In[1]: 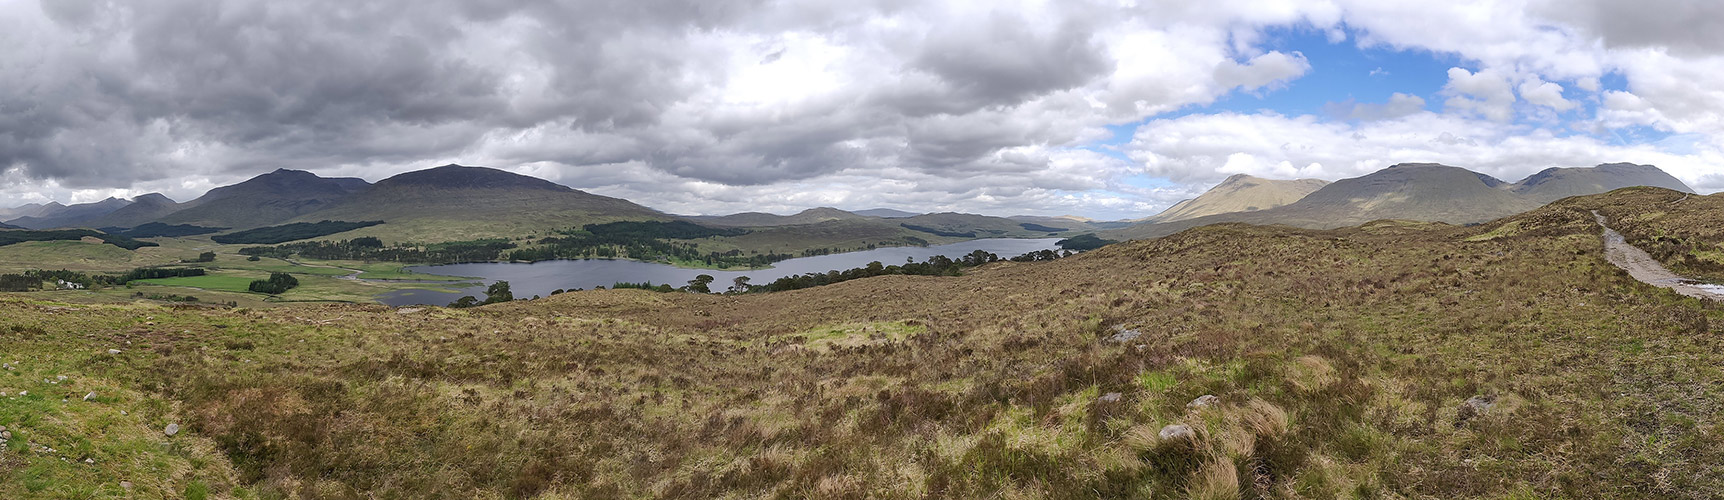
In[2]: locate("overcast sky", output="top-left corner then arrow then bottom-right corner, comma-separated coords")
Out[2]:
2,0 -> 1721,219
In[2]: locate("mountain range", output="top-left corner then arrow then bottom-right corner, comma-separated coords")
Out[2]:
0,161 -> 1700,247
1106,162 -> 1695,240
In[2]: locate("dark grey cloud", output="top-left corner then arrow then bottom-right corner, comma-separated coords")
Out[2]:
1544,0 -> 1724,56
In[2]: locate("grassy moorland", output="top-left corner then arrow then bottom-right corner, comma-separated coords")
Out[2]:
1,189 -> 1722,499
1575,188 -> 1724,282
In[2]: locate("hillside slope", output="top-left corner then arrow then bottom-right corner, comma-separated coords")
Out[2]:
290,164 -> 668,241
155,169 -> 371,229
1145,174 -> 1329,223
1510,162 -> 1695,204
690,207 -> 873,227
5,190 -> 1722,498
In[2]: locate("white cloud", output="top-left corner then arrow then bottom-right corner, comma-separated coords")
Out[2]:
1441,68 -> 1516,122
1127,110 -> 1724,193
1518,78 -> 1577,111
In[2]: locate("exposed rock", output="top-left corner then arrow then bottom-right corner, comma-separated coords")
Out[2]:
1106,325 -> 1143,343
1187,395 -> 1219,410
1158,424 -> 1194,442
107,349 -> 122,355
1099,392 -> 1123,403
1456,395 -> 1495,425
83,392 -> 96,401
164,423 -> 180,436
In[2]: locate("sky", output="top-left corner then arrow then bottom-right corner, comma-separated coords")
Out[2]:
1,0 -> 1721,220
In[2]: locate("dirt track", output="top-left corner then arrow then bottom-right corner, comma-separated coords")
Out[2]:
1594,210 -> 1724,301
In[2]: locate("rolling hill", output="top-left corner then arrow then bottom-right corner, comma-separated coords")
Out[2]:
1144,174 -> 1329,223
1509,162 -> 1695,204
853,208 -> 920,218
154,169 -> 373,229
689,207 -> 873,227
286,164 -> 669,241
5,197 -> 133,229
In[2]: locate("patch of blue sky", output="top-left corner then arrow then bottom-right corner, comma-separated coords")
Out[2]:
1215,25 -> 1459,118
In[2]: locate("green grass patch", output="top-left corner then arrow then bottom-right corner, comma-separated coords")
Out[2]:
133,274 -> 263,293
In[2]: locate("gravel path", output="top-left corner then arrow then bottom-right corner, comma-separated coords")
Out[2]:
1594,210 -> 1724,301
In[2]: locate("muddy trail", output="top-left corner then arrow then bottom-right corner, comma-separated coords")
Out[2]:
1594,210 -> 1724,301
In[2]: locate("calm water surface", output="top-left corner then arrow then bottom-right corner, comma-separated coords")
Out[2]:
378,238 -> 1061,306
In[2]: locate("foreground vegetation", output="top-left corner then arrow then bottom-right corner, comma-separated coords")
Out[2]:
1,189 -> 1721,498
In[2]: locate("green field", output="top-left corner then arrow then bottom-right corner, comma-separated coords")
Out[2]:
132,275 -> 263,293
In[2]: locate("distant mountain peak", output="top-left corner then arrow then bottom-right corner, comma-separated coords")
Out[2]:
1145,174 -> 1328,223
374,165 -> 572,192
1509,162 -> 1693,203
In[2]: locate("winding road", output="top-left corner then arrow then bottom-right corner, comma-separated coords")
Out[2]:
1594,211 -> 1724,301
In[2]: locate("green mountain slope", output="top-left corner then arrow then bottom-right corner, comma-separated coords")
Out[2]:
288,164 -> 667,242
155,169 -> 372,229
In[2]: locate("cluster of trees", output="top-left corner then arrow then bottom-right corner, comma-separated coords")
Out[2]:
1055,233 -> 1117,251
749,250 -> 1015,293
611,281 -> 676,292
583,220 -> 747,239
248,272 -> 300,294
0,229 -> 157,250
117,267 -> 206,284
0,274 -> 39,292
109,223 -> 225,238
241,237 -> 514,264
900,223 -> 976,238
212,220 -> 384,244
449,281 -> 513,308
505,222 -> 788,268
184,251 -> 217,263
1018,222 -> 1069,232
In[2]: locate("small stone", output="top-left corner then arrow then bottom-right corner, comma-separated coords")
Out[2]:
1158,424 -> 1194,442
1106,325 -> 1143,343
1099,392 -> 1123,403
83,457 -> 94,464
56,375 -> 67,382
107,349 -> 122,355
83,392 -> 96,401
2,430 -> 11,439
17,391 -> 25,396
120,481 -> 133,490
164,423 -> 180,436
1187,395 -> 1219,410
121,410 -> 128,415
1456,395 -> 1496,425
